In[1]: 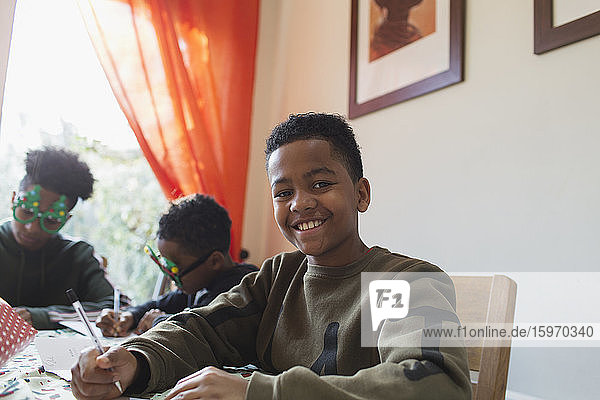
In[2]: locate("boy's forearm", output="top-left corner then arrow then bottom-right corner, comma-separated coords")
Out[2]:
28,297 -> 114,329
26,307 -> 58,330
247,361 -> 470,400
122,351 -> 151,396
119,301 -> 263,393
127,300 -> 158,326
120,314 -> 225,394
120,264 -> 272,394
126,291 -> 187,326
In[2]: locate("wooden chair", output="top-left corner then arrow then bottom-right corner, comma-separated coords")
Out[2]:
152,272 -> 174,300
451,275 -> 517,400
93,253 -> 109,273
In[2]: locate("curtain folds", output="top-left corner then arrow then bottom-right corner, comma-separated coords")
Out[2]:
78,0 -> 259,260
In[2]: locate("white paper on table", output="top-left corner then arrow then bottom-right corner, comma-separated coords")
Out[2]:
129,391 -> 169,400
34,336 -> 92,370
58,320 -> 137,340
50,369 -> 72,381
58,320 -> 104,337
35,334 -> 135,372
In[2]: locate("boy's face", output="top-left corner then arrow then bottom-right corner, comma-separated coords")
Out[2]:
157,238 -> 219,295
267,139 -> 370,267
10,185 -> 72,251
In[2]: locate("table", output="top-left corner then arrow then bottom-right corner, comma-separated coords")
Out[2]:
0,329 -> 166,400
1,330 -> 77,400
1,329 -> 252,400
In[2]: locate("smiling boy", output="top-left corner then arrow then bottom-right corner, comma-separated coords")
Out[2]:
71,113 -> 470,400
267,130 -> 370,267
0,147 -> 114,329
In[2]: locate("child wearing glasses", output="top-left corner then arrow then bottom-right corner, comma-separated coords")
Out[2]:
95,194 -> 258,337
0,146 -> 115,329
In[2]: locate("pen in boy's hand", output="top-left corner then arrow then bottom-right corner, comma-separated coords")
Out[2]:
65,288 -> 123,394
113,287 -> 121,336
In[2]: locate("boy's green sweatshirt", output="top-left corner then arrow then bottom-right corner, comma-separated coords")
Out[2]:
123,247 -> 471,399
0,220 -> 114,329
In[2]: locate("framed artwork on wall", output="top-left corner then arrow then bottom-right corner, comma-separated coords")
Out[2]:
348,0 -> 464,119
534,0 -> 600,54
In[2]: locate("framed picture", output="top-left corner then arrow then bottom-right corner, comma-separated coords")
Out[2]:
534,0 -> 600,54
348,0 -> 464,119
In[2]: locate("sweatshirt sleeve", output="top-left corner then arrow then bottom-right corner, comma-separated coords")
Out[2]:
127,291 -> 189,326
120,267 -> 268,395
27,296 -> 116,329
245,270 -> 471,400
120,252 -> 471,399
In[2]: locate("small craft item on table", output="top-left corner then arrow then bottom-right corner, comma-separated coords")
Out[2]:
0,297 -> 37,368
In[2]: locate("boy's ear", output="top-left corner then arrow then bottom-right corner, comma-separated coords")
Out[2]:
10,192 -> 15,213
207,251 -> 225,271
356,177 -> 371,213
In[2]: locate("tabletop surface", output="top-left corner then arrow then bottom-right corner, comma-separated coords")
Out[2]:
0,329 -> 166,400
1,329 -> 252,400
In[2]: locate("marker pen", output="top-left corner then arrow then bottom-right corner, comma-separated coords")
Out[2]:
66,288 -> 123,393
113,287 -> 121,336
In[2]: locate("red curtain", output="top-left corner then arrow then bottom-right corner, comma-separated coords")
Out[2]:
78,0 -> 259,260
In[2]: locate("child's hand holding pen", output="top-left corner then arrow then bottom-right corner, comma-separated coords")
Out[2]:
71,346 -> 138,399
66,289 -> 123,395
96,309 -> 135,337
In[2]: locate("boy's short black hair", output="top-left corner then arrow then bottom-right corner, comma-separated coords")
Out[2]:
157,194 -> 232,257
265,112 -> 363,182
19,146 -> 94,207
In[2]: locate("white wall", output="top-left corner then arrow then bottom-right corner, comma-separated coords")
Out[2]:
244,0 -> 600,399
0,0 -> 16,127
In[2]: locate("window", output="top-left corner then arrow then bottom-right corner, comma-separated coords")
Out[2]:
0,0 -> 165,303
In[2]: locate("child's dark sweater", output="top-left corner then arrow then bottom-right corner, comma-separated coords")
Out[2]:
0,220 -> 114,329
128,263 -> 259,326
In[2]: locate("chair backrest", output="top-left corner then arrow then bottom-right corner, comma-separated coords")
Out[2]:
152,272 -> 173,300
93,253 -> 109,273
451,275 -> 517,400
95,255 -> 133,307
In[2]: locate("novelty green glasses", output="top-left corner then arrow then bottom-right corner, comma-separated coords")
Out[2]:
12,185 -> 69,234
144,244 -> 213,289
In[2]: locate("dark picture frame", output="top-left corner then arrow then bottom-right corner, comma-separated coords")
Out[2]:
534,0 -> 600,54
349,0 -> 465,119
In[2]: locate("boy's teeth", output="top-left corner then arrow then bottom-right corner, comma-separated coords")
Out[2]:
297,220 -> 323,231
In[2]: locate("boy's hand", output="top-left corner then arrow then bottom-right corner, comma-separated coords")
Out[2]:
165,366 -> 248,400
70,345 -> 138,400
14,307 -> 32,325
96,309 -> 134,337
134,309 -> 165,334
